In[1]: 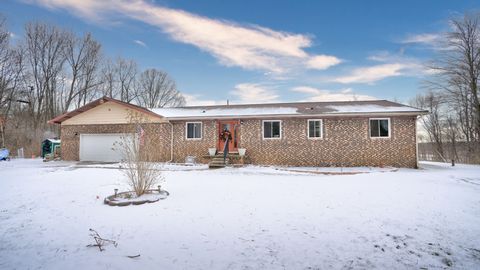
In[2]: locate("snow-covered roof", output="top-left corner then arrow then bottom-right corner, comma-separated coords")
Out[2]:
150,107 -> 299,118
149,100 -> 427,119
324,104 -> 423,113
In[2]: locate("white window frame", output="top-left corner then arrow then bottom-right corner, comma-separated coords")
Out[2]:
185,122 -> 203,140
307,119 -> 323,139
369,118 -> 391,139
262,120 -> 282,140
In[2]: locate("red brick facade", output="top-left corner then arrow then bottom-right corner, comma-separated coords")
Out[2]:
170,120 -> 217,163
60,123 -> 171,162
239,116 -> 417,168
61,116 -> 418,168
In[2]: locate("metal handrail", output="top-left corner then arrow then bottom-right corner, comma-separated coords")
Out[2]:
223,137 -> 229,164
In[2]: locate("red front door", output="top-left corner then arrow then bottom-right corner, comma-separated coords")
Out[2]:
218,120 -> 239,153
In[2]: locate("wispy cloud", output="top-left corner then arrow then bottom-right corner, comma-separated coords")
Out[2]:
26,0 -> 341,74
332,63 -> 407,84
133,39 -> 147,47
401,33 -> 442,45
331,50 -> 435,84
183,93 -> 224,106
292,86 -> 375,101
230,83 -> 279,103
400,32 -> 456,52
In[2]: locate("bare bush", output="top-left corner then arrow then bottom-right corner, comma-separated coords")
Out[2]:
114,112 -> 164,197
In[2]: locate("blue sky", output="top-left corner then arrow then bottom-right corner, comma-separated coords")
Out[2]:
2,0 -> 479,105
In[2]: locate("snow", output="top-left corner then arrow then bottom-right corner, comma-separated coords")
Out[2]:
275,166 -> 397,174
149,107 -> 299,118
106,192 -> 168,204
112,193 -> 161,203
1,159 -> 480,269
326,104 -> 424,113
46,138 -> 61,144
75,162 -> 208,171
149,103 -> 424,119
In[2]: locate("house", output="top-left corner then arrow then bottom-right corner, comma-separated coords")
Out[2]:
48,96 -> 428,168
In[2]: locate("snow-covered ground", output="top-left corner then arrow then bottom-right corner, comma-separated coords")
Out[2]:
0,159 -> 479,269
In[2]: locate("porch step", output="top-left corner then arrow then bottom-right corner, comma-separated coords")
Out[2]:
208,157 -> 230,169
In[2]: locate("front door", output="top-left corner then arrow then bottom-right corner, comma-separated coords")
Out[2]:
218,120 -> 239,153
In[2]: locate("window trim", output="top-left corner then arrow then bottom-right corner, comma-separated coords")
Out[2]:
185,121 -> 203,140
369,118 -> 391,139
307,119 -> 323,139
262,120 -> 282,140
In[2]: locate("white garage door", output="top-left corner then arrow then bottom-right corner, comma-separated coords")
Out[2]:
79,134 -> 132,162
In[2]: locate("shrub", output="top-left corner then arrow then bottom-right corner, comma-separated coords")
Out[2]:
114,112 -> 164,197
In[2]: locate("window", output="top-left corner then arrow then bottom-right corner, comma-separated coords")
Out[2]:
186,122 -> 202,139
308,119 -> 323,138
369,118 -> 390,138
263,120 -> 281,139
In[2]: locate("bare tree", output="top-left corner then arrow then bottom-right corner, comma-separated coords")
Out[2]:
100,58 -> 116,98
116,57 -> 138,103
0,16 -> 25,148
422,12 -> 480,163
0,16 -> 187,156
62,32 -> 102,111
99,57 -> 138,102
137,68 -> 185,108
445,116 -> 458,162
23,22 -> 68,129
0,16 -> 13,116
0,16 -> 12,148
447,14 -> 480,141
412,92 -> 446,160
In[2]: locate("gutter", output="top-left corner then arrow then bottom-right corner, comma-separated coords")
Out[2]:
162,111 -> 429,121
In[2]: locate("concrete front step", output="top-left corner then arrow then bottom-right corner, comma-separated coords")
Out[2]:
210,162 -> 229,165
209,161 -> 230,164
209,164 -> 226,168
209,157 -> 230,168
212,154 -> 240,158
212,158 -> 228,162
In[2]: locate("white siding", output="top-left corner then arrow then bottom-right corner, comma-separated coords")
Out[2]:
62,101 -> 165,125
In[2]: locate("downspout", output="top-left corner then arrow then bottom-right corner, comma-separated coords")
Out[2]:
415,116 -> 419,169
167,121 -> 174,163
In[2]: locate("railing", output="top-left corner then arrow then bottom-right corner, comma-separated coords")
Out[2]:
223,137 -> 229,164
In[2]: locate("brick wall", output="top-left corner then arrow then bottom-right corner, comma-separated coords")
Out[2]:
239,116 -> 417,168
60,123 -> 171,161
170,120 -> 217,163
61,116 -> 418,168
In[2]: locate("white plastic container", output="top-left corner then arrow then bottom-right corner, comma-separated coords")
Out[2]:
238,148 -> 246,157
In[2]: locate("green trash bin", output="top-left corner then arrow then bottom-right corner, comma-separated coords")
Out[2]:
41,139 -> 61,158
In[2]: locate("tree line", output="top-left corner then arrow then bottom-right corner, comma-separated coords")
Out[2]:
0,16 -> 185,155
412,13 -> 480,164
